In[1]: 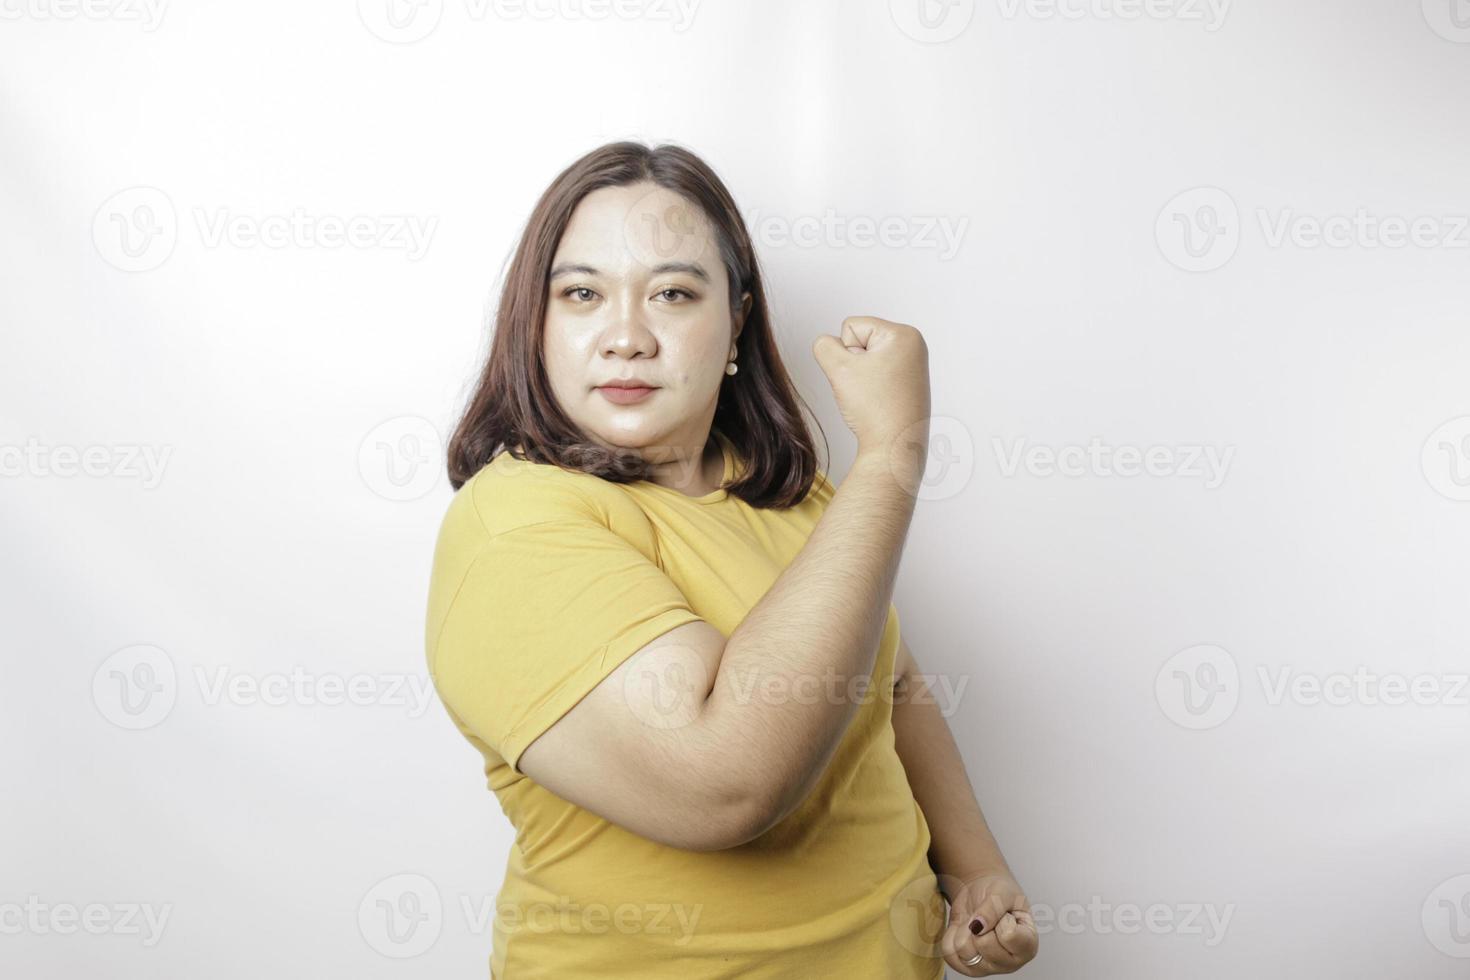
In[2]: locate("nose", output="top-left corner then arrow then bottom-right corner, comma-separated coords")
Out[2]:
598,302 -> 657,360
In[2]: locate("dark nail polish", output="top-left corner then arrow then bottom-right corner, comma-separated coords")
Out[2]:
969,917 -> 985,935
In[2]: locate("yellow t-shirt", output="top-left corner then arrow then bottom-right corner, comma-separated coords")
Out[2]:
424,429 -> 946,978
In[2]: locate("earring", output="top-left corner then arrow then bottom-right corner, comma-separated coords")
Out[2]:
725,359 -> 738,376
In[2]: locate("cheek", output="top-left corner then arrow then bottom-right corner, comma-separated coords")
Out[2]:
672,360 -> 715,391
666,332 -> 725,388
542,321 -> 592,371
541,329 -> 583,400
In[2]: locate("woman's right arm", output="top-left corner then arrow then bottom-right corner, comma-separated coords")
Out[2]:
518,317 -> 930,851
700,441 -> 922,830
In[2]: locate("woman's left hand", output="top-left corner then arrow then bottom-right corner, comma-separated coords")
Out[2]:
939,872 -> 1039,976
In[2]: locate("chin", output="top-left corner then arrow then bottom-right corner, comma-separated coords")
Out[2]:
585,422 -> 662,452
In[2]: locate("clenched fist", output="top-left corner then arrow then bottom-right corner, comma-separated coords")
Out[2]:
812,315 -> 932,475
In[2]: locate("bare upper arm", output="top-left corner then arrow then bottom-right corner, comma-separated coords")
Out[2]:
515,619 -> 767,852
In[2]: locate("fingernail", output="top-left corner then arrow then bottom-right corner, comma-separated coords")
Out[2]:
968,918 -> 985,935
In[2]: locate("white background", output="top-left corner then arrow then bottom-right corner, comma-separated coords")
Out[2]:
3,0 -> 1469,976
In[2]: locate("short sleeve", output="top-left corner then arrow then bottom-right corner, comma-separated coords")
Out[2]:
428,480 -> 704,774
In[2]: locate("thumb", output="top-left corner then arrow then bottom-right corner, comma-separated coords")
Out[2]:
965,888 -> 1011,942
811,333 -> 847,377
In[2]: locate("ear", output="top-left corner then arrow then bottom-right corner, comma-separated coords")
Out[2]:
733,291 -> 753,342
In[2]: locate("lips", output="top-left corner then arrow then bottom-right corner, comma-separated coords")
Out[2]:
596,381 -> 656,405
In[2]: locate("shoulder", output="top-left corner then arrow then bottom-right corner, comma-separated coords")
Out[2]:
447,451 -> 654,540
426,454 -> 661,631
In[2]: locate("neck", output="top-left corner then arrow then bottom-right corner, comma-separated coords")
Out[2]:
645,432 -> 723,497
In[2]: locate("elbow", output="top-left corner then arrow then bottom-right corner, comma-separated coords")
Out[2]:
667,776 -> 784,853
685,773 -> 791,852
680,809 -> 770,853
647,715 -> 807,851
712,793 -> 781,851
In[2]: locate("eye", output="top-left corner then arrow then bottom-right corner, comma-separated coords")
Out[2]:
562,286 -> 597,302
656,287 -> 694,302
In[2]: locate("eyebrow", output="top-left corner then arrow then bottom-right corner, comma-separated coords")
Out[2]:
548,261 -> 711,284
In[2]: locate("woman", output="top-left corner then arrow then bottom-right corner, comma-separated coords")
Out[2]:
425,141 -> 1038,978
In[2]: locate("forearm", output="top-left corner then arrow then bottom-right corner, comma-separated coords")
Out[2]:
892,672 -> 1014,896
703,450 -> 918,827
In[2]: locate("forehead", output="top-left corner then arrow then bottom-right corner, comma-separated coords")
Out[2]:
554,182 -> 719,274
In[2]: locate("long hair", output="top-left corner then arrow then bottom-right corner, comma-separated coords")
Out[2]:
445,140 -> 825,509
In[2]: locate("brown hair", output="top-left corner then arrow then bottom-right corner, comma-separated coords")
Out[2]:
445,140 -> 825,509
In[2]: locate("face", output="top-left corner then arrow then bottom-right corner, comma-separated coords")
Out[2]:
542,181 -> 750,468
